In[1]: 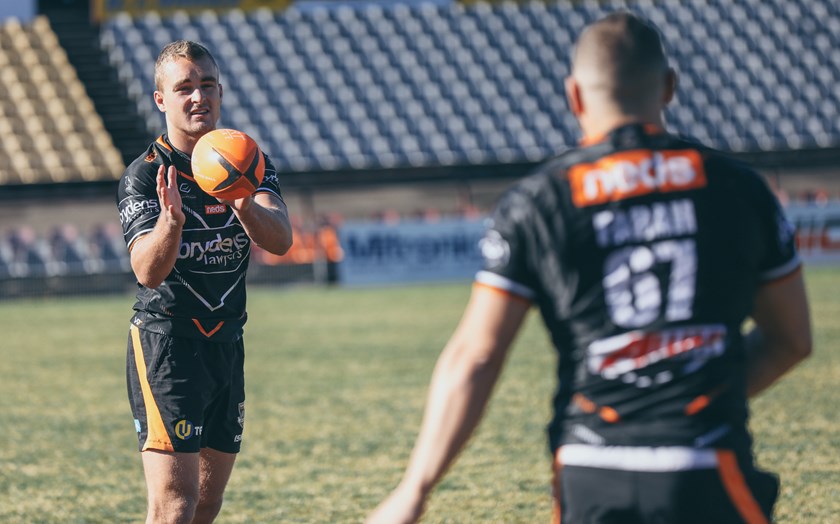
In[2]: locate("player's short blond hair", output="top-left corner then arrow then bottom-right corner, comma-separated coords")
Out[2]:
154,40 -> 219,90
572,12 -> 670,111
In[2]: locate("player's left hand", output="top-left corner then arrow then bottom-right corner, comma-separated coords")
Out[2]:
217,194 -> 253,213
365,484 -> 426,524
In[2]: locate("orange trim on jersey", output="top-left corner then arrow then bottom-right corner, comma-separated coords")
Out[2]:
472,282 -> 532,305
598,406 -> 621,423
685,395 -> 710,416
130,325 -> 174,452
155,135 -> 172,151
552,450 -> 564,524
193,319 -> 224,338
715,450 -> 769,524
573,393 -> 597,414
568,148 -> 706,207
685,385 -> 728,416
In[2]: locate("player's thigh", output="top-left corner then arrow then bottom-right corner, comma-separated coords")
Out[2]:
197,447 -> 237,505
128,329 -> 211,453
201,339 -> 246,453
142,450 -> 201,502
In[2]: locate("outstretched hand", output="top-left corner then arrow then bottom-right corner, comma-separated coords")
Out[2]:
156,165 -> 185,227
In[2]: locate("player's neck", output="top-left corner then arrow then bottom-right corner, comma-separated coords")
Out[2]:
580,112 -> 665,144
165,130 -> 201,156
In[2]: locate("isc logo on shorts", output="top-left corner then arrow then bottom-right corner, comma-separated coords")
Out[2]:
173,419 -> 203,440
569,150 -> 706,207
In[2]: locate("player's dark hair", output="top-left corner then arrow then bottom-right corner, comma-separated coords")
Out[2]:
154,40 -> 219,90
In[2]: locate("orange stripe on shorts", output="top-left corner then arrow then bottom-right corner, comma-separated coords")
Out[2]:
131,325 -> 174,452
715,450 -> 769,524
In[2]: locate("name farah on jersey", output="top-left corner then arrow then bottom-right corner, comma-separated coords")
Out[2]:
593,199 -> 697,248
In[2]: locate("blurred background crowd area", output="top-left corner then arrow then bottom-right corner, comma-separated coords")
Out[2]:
1,0 -> 839,294
0,215 -> 347,279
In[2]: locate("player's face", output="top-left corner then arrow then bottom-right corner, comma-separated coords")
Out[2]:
154,56 -> 222,150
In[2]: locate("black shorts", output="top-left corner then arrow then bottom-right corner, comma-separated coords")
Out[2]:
552,447 -> 778,524
126,324 -> 245,454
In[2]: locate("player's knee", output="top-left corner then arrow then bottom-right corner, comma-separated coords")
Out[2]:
192,496 -> 225,524
147,490 -> 199,524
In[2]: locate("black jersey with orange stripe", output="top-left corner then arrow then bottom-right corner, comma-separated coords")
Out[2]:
117,134 -> 284,341
477,124 -> 800,453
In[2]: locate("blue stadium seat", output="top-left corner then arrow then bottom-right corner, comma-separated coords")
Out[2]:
101,0 -> 840,168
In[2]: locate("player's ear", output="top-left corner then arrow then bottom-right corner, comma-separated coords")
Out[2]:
662,67 -> 677,106
219,83 -> 223,100
565,76 -> 583,116
154,90 -> 166,112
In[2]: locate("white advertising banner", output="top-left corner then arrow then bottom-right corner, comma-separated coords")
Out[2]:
338,218 -> 486,286
785,203 -> 840,265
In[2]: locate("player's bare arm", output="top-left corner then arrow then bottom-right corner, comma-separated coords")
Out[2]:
745,269 -> 812,397
366,286 -> 530,524
129,165 -> 186,288
222,192 -> 293,256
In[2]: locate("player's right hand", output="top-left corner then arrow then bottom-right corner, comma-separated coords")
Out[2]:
157,165 -> 186,228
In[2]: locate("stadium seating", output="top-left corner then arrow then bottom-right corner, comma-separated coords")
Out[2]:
0,16 -> 125,184
99,0 -> 840,173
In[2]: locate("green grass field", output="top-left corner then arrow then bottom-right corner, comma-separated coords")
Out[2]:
0,269 -> 838,523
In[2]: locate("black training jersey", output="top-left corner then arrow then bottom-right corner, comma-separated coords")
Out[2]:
117,134 -> 284,341
477,124 -> 799,453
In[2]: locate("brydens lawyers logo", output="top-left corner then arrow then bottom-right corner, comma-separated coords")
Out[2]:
205,204 -> 227,215
174,419 -> 202,440
569,149 -> 706,207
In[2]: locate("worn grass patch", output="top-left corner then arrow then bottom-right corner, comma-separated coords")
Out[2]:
0,270 -> 836,522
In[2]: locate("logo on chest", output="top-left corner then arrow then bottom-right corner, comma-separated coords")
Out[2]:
205,204 -> 228,215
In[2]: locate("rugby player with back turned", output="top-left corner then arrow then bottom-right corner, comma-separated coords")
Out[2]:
366,12 -> 812,524
116,41 -> 292,523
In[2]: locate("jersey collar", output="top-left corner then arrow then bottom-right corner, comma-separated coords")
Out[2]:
580,123 -> 665,147
155,134 -> 194,178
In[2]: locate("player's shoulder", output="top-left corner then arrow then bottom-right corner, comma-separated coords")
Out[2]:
665,133 -> 756,175
510,143 -> 600,197
683,138 -> 770,194
118,141 -> 165,199
123,142 -> 164,179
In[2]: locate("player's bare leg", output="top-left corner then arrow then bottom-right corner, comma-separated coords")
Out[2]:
192,448 -> 237,524
142,450 -> 201,524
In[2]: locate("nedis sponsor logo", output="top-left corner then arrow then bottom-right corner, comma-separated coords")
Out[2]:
178,232 -> 249,263
569,150 -> 706,207
173,419 -> 202,440
119,199 -> 160,225
205,204 -> 227,215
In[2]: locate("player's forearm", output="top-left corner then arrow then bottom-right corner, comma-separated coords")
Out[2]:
746,272 -> 812,397
130,219 -> 183,288
744,328 -> 811,397
400,340 -> 506,496
234,199 -> 293,255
